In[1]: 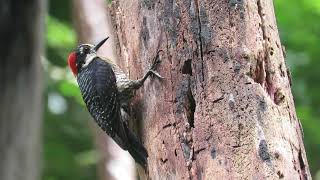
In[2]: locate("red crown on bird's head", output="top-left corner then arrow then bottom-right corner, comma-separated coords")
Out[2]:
67,37 -> 109,76
68,52 -> 77,76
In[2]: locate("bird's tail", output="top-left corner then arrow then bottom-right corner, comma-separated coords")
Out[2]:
124,125 -> 148,168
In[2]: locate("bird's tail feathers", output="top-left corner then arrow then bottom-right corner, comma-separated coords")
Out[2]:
124,125 -> 148,168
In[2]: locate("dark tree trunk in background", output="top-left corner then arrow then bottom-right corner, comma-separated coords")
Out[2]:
0,1 -> 45,180
108,0 -> 311,179
72,0 -> 136,179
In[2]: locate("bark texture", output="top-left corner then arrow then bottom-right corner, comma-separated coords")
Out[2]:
0,1 -> 44,180
72,0 -> 136,179
108,0 -> 311,179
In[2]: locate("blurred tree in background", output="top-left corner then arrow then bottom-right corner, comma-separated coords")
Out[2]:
44,1 -> 97,180
0,0 -> 44,180
43,0 -> 320,179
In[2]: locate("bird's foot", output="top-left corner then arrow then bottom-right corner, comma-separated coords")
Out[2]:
148,70 -> 163,79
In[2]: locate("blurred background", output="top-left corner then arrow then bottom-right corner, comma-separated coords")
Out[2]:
1,0 -> 319,179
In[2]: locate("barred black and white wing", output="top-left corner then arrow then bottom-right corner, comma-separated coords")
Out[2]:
77,59 -> 119,137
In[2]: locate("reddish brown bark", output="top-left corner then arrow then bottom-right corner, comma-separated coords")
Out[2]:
108,0 -> 311,179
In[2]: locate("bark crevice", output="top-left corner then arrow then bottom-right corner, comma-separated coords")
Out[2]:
182,59 -> 193,75
298,150 -> 308,180
255,0 -> 278,104
186,86 -> 196,128
194,0 -> 205,88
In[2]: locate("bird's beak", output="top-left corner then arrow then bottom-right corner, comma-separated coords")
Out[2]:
93,37 -> 109,51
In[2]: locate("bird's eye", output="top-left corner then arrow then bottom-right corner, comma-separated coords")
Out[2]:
84,47 -> 90,53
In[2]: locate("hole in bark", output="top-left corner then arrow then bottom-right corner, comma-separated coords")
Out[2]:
274,89 -> 285,105
252,60 -> 265,85
186,88 -> 196,128
277,171 -> 284,179
174,149 -> 177,156
182,59 -> 193,75
269,50 -> 274,56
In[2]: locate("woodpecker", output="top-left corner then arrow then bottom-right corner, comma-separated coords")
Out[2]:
67,37 -> 162,167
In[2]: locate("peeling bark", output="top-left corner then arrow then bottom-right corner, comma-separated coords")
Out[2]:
107,0 -> 310,179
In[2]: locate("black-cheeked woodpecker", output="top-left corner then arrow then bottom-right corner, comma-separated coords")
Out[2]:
67,37 -> 162,167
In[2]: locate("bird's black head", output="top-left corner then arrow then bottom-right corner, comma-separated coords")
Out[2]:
68,37 -> 109,76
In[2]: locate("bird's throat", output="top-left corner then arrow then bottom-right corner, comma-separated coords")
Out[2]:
83,53 -> 97,67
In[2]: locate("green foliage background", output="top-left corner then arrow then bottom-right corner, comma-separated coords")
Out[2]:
43,0 -> 320,179
274,1 -> 320,177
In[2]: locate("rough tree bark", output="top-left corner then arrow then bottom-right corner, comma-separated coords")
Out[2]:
0,1 -> 44,180
72,0 -> 136,179
107,0 -> 311,179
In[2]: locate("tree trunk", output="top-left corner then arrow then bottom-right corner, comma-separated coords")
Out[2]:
108,0 -> 311,179
72,0 -> 136,179
0,1 -> 45,180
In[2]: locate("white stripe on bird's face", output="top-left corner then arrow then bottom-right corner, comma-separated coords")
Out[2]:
83,53 -> 97,67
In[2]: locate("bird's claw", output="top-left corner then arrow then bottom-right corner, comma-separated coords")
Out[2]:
149,70 -> 164,79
